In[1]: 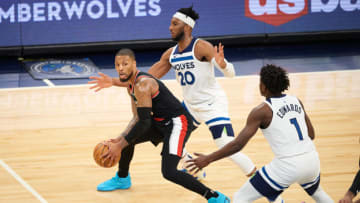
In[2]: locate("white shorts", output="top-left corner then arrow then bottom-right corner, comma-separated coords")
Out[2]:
250,150 -> 321,201
182,95 -> 231,127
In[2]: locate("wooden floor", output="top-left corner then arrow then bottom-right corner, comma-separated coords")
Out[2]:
0,70 -> 359,203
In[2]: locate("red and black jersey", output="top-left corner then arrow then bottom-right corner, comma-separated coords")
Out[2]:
128,71 -> 185,121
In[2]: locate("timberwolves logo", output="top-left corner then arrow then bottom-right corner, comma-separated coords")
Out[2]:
25,59 -> 99,79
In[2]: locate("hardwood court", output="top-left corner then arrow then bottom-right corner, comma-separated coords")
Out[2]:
0,70 -> 359,203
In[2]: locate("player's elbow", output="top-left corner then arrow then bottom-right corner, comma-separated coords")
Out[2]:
308,127 -> 315,140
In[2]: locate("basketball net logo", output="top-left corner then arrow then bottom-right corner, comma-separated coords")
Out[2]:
245,0 -> 308,26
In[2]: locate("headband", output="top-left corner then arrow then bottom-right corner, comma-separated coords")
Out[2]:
173,12 -> 195,28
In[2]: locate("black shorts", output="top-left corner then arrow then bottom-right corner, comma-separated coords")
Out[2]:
135,112 -> 195,157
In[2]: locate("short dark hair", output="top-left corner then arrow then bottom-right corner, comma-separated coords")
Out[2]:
116,48 -> 135,60
177,6 -> 199,21
260,64 -> 290,95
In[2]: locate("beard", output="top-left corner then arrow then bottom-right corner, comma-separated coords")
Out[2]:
119,71 -> 133,82
172,31 -> 184,42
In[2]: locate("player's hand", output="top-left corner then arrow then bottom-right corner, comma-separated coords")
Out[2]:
185,152 -> 210,174
339,195 -> 353,203
213,43 -> 226,69
88,72 -> 113,92
102,140 -> 122,167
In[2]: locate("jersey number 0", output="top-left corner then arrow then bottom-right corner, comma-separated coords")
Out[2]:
178,71 -> 195,86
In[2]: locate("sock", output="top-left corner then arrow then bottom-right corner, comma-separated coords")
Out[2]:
204,190 -> 219,200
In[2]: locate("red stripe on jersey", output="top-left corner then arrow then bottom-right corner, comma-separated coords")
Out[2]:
177,114 -> 188,157
136,75 -> 149,81
153,117 -> 164,121
152,90 -> 160,98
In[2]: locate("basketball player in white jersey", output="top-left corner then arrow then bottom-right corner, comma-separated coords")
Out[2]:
187,64 -> 334,203
89,7 -> 285,201
89,6 -> 256,176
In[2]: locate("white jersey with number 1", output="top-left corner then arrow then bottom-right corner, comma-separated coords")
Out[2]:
262,95 -> 316,158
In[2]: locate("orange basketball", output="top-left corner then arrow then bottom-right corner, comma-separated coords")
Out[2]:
93,141 -> 120,168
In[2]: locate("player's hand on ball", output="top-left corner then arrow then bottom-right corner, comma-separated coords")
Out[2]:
102,140 -> 122,167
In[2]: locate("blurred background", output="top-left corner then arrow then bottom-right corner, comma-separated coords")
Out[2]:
0,0 -> 359,86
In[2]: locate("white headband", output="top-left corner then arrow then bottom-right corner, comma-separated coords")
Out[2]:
173,12 -> 195,28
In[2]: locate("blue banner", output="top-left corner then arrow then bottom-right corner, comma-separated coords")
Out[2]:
0,0 -> 359,47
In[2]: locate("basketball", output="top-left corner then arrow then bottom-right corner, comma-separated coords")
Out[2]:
93,141 -> 120,168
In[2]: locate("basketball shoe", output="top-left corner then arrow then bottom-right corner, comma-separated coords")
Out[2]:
97,172 -> 131,191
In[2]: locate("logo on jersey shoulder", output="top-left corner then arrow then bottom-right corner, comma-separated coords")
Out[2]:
173,62 -> 195,71
245,0 -> 308,26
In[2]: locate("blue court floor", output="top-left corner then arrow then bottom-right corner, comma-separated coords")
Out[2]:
0,41 -> 360,88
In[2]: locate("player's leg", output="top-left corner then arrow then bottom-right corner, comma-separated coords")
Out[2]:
311,186 -> 334,203
97,127 -> 158,191
299,174 -> 333,202
297,151 -> 333,203
247,167 -> 286,202
300,175 -> 333,202
209,123 -> 256,176
161,113 -> 230,202
97,144 -> 134,191
233,180 -> 263,203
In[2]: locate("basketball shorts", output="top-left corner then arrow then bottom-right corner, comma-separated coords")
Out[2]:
182,95 -> 231,127
250,150 -> 321,201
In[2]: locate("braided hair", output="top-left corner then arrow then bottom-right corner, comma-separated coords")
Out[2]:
177,6 -> 199,21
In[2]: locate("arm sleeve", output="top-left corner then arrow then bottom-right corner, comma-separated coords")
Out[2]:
211,58 -> 235,78
349,170 -> 360,196
124,107 -> 152,144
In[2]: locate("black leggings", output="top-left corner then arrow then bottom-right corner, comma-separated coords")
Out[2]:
117,124 -> 211,197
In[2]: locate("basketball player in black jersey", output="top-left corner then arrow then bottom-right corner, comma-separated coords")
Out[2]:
99,48 -> 230,203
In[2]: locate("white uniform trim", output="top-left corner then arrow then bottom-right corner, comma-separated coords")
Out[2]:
169,117 -> 182,156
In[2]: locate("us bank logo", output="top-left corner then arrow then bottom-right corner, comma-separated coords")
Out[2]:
245,0 -> 360,26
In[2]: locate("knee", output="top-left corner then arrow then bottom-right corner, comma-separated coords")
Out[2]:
161,166 -> 178,182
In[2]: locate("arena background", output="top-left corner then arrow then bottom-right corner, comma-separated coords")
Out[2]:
0,0 -> 360,202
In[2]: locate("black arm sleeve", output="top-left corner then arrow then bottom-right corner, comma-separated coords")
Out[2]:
349,170 -> 360,196
124,107 -> 152,144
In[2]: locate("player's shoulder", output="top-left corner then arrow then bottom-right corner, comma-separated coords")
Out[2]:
253,102 -> 271,113
250,102 -> 272,118
135,76 -> 156,91
195,38 -> 213,49
162,47 -> 174,59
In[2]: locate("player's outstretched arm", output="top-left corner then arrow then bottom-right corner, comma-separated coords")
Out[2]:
187,103 -> 267,172
88,72 -> 128,92
195,40 -> 235,77
148,48 -> 172,79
